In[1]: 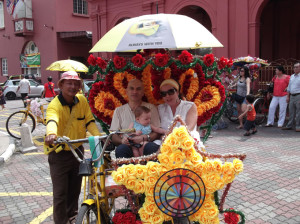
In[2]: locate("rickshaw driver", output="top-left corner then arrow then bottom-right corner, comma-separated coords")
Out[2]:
44,71 -> 101,224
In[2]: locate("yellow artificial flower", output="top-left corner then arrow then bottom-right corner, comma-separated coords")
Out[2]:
151,210 -> 165,224
233,158 -> 244,174
111,170 -> 125,185
157,153 -> 171,166
222,162 -> 235,176
171,149 -> 186,165
134,164 -> 147,179
146,161 -> 162,177
144,201 -> 157,215
160,143 -> 172,154
138,207 -> 151,223
134,179 -> 145,194
124,175 -> 137,191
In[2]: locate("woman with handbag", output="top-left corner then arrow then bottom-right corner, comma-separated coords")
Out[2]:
230,66 -> 251,129
265,65 -> 290,127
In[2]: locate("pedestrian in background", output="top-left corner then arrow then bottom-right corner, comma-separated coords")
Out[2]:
282,62 -> 300,131
265,65 -> 290,128
238,94 -> 257,136
230,66 -> 251,129
42,76 -> 56,102
16,75 -> 31,107
0,86 -> 6,110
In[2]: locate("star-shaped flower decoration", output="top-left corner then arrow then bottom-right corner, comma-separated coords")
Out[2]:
112,118 -> 244,224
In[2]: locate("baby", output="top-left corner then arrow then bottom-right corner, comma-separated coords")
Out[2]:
128,106 -> 166,157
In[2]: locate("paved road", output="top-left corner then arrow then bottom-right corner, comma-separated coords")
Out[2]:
0,99 -> 299,223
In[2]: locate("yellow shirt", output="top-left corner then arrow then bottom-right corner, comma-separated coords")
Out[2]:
46,94 -> 100,150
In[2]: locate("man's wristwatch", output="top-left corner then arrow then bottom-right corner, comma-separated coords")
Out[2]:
146,134 -> 151,141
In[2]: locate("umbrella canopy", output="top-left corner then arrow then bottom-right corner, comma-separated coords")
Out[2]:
233,56 -> 270,67
46,60 -> 88,72
90,13 -> 223,52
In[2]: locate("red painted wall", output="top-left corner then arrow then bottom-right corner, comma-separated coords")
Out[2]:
87,0 -> 299,62
0,0 -> 92,84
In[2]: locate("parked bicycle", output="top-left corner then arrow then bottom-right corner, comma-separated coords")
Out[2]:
6,99 -> 47,139
224,91 -> 239,123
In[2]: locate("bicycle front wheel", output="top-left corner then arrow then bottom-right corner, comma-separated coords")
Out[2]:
76,204 -> 104,224
254,98 -> 267,125
6,111 -> 36,139
224,99 -> 238,123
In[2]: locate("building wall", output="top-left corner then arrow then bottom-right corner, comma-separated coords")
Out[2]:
88,0 -> 270,59
0,0 -> 92,84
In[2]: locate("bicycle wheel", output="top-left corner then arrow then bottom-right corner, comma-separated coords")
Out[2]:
76,204 -> 102,224
6,111 -> 36,139
254,98 -> 267,125
224,99 -> 238,123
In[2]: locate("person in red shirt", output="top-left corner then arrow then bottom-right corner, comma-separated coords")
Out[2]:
238,94 -> 257,136
265,66 -> 290,128
42,76 -> 56,101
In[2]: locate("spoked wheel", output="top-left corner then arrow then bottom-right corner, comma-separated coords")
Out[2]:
254,98 -> 267,125
76,196 -> 132,224
224,99 -> 238,123
76,204 -> 101,224
6,111 -> 36,139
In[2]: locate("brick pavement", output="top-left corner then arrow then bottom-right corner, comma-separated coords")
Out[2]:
0,118 -> 300,223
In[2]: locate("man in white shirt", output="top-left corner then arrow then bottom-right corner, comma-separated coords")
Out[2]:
282,62 -> 300,131
17,75 -> 31,107
110,79 -> 161,158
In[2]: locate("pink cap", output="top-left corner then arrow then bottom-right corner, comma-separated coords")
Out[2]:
58,71 -> 82,87
60,71 -> 81,81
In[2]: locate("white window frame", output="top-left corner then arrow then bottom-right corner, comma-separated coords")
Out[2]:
0,1 -> 5,29
73,0 -> 88,15
1,58 -> 8,76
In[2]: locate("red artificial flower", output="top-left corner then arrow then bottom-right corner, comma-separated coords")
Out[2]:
201,90 -> 213,102
203,54 -> 215,67
112,211 -> 137,224
113,55 -> 127,69
132,54 -> 145,67
124,211 -> 136,222
112,212 -> 123,223
224,210 -> 240,224
227,58 -> 233,68
154,53 -> 169,67
218,56 -> 228,70
87,54 -> 97,66
178,50 -> 193,65
96,57 -> 107,69
135,221 -> 142,224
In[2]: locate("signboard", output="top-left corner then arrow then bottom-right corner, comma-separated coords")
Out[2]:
20,53 -> 40,68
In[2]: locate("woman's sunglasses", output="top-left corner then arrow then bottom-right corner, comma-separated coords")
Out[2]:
160,88 -> 176,97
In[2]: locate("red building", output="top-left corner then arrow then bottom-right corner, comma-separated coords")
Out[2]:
0,0 -> 92,84
1,0 -> 299,84
88,0 -> 299,67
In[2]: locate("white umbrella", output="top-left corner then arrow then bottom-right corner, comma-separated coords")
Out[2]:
90,13 -> 223,52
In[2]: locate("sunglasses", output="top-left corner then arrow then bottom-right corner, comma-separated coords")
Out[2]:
160,88 -> 176,97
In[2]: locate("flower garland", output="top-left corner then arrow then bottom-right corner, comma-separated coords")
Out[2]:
111,125 -> 244,224
87,51 -> 231,131
113,71 -> 136,102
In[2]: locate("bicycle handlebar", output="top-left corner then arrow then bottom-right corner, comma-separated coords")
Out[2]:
54,128 -> 135,163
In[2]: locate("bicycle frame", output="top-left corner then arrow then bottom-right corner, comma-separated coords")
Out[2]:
55,129 -> 135,224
